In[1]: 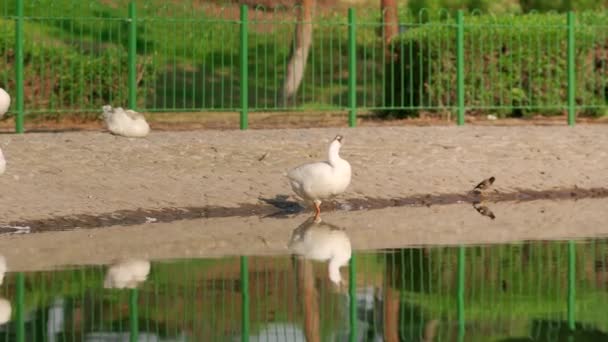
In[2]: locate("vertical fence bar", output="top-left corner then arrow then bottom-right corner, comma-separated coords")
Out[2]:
347,8 -> 357,127
567,11 -> 575,126
16,273 -> 25,342
567,241 -> 576,330
129,289 -> 139,342
240,256 -> 250,341
14,0 -> 25,133
240,5 -> 249,130
349,255 -> 357,342
456,10 -> 465,126
457,246 -> 466,340
128,2 -> 137,110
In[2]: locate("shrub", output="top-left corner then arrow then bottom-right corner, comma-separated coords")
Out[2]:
0,19 -> 155,116
382,12 -> 608,118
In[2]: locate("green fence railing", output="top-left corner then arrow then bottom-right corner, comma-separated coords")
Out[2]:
1,1 -> 607,133
2,237 -> 608,341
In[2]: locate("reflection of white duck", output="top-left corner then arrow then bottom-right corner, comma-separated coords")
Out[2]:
0,88 -> 10,118
288,217 -> 352,285
287,135 -> 352,222
101,105 -> 150,138
103,259 -> 151,289
0,298 -> 11,325
0,255 -> 10,325
0,255 -> 6,285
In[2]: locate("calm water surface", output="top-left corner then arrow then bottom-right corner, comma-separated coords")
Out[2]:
0,223 -> 607,341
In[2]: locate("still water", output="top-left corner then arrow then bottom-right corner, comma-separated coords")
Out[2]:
0,220 -> 606,341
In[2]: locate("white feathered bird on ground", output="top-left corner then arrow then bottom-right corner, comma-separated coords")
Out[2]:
0,88 -> 10,175
0,88 -> 10,118
287,135 -> 352,222
288,217 -> 352,286
101,105 -> 150,138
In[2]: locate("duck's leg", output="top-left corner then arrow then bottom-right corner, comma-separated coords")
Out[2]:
313,201 -> 322,222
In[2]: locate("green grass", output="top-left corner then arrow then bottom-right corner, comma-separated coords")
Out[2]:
2,1 -> 607,120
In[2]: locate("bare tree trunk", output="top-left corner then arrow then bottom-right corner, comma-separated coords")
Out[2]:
381,0 -> 398,60
383,287 -> 400,342
281,0 -> 314,106
297,258 -> 320,342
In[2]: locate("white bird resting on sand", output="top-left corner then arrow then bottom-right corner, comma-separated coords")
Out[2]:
288,217 -> 352,286
287,135 -> 352,222
101,105 -> 150,138
103,259 -> 151,289
0,88 -> 10,118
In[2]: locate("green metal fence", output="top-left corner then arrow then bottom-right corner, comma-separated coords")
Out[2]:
1,0 -> 608,133
2,238 -> 608,341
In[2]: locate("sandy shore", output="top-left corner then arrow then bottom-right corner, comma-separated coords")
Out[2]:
1,198 -> 607,271
1,125 -> 607,221
0,125 -> 607,269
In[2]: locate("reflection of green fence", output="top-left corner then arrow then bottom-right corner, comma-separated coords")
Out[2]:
1,1 -> 608,132
2,239 -> 608,341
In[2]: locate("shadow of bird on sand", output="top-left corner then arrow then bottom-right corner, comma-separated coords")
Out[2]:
259,195 -> 305,218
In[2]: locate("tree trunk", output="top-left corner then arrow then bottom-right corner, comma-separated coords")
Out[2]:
381,0 -> 398,60
281,0 -> 314,106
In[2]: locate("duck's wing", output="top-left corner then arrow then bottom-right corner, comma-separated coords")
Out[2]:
287,161 -> 332,183
125,109 -> 145,120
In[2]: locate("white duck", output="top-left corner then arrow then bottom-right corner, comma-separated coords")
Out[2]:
101,105 -> 150,138
103,258 -> 151,289
288,217 -> 352,286
287,135 -> 351,221
0,88 -> 10,118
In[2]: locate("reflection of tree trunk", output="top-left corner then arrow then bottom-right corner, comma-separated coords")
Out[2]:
281,0 -> 314,106
422,319 -> 439,342
383,287 -> 399,342
297,258 -> 320,342
381,0 -> 398,60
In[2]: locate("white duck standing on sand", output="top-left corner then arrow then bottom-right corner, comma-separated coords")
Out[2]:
0,88 -> 10,118
288,218 -> 352,286
101,105 -> 150,138
103,259 -> 151,289
287,135 -> 352,222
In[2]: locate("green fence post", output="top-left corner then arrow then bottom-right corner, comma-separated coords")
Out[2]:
128,2 -> 137,110
16,273 -> 24,342
457,246 -> 466,340
129,288 -> 139,342
241,256 -> 249,341
347,8 -> 357,127
349,255 -> 357,342
567,241 -> 576,330
240,5 -> 249,130
456,10 -> 465,126
15,0 -> 25,133
567,12 -> 575,126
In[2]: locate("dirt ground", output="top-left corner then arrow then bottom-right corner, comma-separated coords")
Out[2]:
1,124 -> 608,270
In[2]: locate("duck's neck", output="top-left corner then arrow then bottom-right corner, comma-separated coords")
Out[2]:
328,141 -> 343,167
